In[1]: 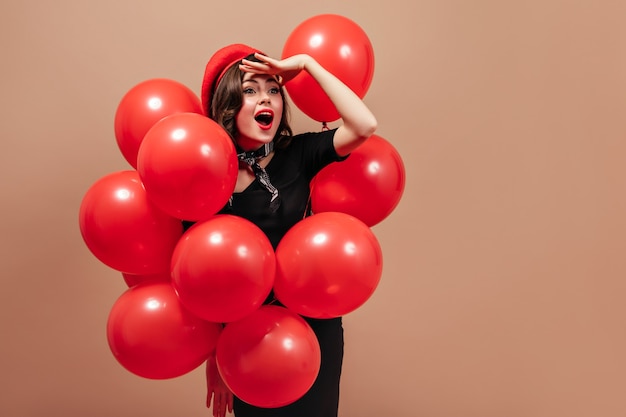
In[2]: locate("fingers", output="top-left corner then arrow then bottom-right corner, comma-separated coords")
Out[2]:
240,59 -> 272,74
214,393 -> 228,417
208,387 -> 228,416
241,53 -> 282,71
208,389 -> 231,417
221,393 -> 228,415
227,392 -> 234,413
213,394 -> 220,417
253,52 -> 279,65
207,356 -> 228,416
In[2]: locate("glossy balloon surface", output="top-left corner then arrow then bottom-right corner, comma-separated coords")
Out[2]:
171,215 -> 275,323
137,113 -> 237,221
216,305 -> 321,407
282,14 -> 375,122
114,78 -> 202,168
274,212 -> 383,318
78,170 -> 182,274
107,282 -> 221,379
311,134 -> 406,226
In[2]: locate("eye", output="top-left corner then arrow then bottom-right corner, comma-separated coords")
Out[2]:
243,87 -> 256,94
269,87 -> 281,95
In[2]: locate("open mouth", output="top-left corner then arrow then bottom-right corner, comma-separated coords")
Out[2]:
255,110 -> 274,130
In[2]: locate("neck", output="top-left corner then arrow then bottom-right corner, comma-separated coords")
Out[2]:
237,142 -> 273,162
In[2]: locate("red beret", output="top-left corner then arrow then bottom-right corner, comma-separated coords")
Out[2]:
201,43 -> 261,117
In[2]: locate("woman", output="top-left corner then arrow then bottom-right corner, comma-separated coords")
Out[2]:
200,43 -> 377,417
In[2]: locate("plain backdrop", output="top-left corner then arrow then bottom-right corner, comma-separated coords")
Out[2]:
2,1 -> 626,416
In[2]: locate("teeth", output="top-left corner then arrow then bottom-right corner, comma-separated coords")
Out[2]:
255,111 -> 273,126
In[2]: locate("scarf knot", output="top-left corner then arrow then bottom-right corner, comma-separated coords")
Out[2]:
237,142 -> 280,212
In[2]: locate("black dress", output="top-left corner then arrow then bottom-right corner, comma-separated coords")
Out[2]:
222,128 -> 346,417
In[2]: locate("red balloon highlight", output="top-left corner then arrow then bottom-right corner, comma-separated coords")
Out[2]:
282,14 -> 375,122
274,212 -> 383,318
78,170 -> 183,274
311,134 -> 406,226
171,215 -> 275,323
114,78 -> 202,168
137,112 -> 238,221
106,282 -> 222,379
216,305 -> 321,408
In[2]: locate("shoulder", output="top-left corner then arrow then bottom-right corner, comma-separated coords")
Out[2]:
294,128 -> 336,141
274,128 -> 343,178
286,128 -> 337,153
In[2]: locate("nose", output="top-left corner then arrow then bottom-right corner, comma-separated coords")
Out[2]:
258,92 -> 271,105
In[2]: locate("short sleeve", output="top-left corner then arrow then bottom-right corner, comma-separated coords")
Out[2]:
291,128 -> 348,180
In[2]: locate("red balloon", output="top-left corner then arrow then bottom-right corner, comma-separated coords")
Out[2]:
310,134 -> 406,226
171,215 -> 275,323
216,305 -> 321,408
282,14 -> 375,122
274,212 -> 382,318
114,78 -> 203,168
137,112 -> 238,221
122,271 -> 171,287
107,282 -> 222,379
78,170 -> 183,274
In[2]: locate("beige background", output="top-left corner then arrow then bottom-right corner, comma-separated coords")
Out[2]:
2,0 -> 626,416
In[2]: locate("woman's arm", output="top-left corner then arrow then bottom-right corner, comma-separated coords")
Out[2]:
241,53 -> 377,156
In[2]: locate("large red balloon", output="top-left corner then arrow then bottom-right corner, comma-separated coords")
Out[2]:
310,134 -> 406,226
274,212 -> 383,318
216,305 -> 321,408
107,282 -> 222,379
137,112 -> 238,221
282,14 -> 375,122
78,170 -> 183,274
171,215 -> 275,323
114,78 -> 203,168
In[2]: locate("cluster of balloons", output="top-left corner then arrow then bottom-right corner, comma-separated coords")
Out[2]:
78,14 -> 405,408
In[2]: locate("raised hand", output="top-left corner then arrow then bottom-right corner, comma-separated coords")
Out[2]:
240,53 -> 313,84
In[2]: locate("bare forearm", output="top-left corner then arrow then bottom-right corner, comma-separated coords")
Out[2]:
302,57 -> 377,155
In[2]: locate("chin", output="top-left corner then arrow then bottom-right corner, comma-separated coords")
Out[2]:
238,134 -> 275,150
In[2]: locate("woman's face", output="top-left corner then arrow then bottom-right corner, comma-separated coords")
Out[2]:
235,72 -> 284,151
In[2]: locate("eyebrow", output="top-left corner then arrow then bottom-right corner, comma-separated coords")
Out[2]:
242,76 -> 280,85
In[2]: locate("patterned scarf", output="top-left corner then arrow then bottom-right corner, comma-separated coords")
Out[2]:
237,142 -> 280,212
